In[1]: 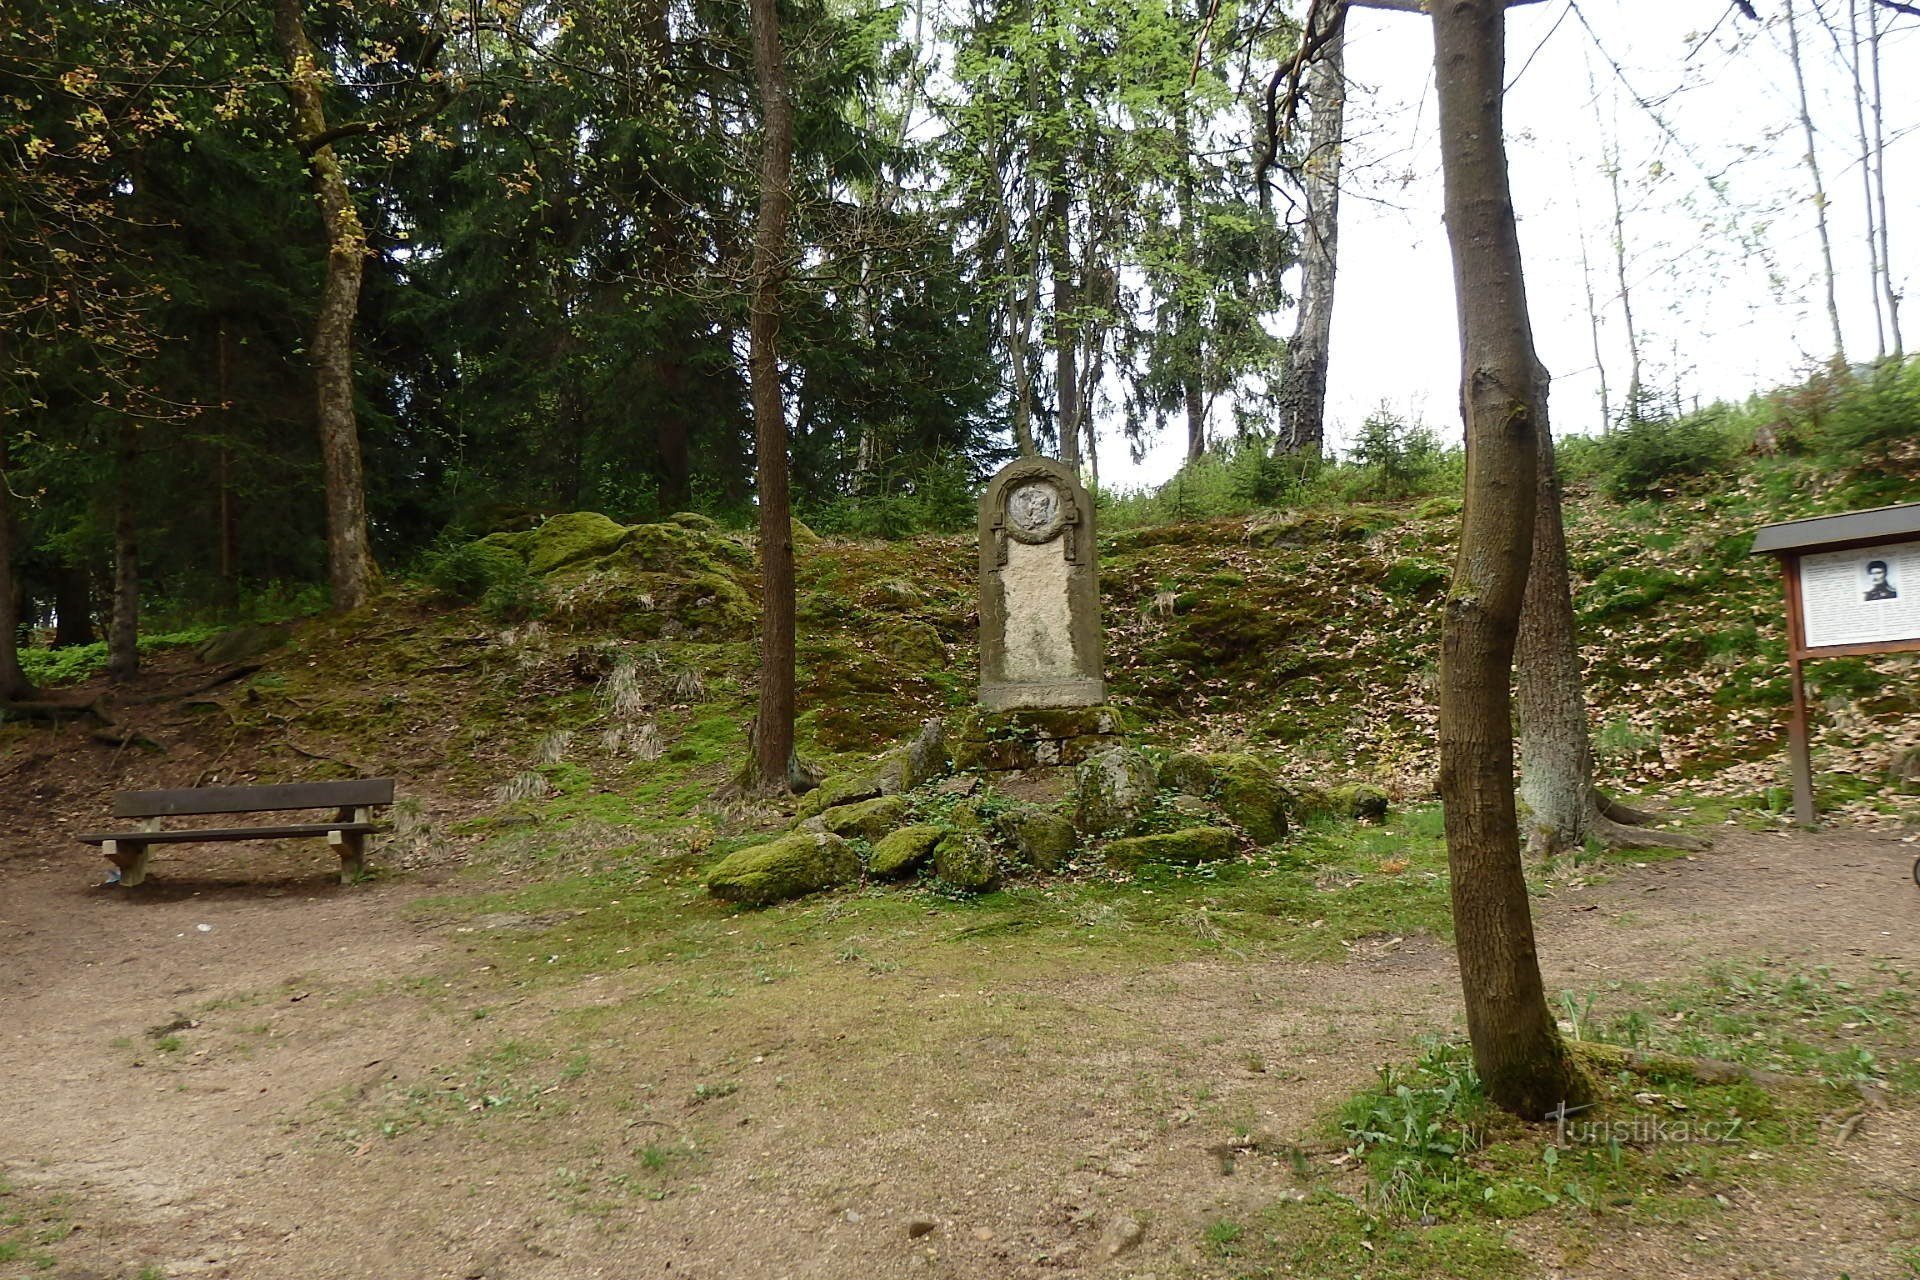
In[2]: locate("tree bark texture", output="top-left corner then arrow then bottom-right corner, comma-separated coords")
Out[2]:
53,565 -> 95,648
1049,185 -> 1080,469
1515,425 -> 1705,855
216,320 -> 239,609
274,0 -> 376,612
108,418 -> 139,684
1430,0 -> 1588,1120
748,0 -> 799,792
1784,0 -> 1846,365
1276,8 -> 1345,456
0,433 -> 36,700
1176,97 -> 1206,463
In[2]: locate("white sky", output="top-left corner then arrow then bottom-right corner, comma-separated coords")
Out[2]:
1103,0 -> 1920,487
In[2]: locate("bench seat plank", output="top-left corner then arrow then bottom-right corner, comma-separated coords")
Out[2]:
79,822 -> 386,846
114,779 -> 395,818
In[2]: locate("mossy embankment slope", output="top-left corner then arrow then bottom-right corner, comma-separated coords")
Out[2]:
6,447 -> 1920,1280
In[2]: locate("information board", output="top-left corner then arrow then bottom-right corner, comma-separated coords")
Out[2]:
1797,537 -> 1920,649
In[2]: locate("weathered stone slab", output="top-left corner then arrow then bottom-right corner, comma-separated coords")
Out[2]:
978,457 -> 1105,709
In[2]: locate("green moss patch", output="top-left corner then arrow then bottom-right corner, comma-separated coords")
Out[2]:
707,833 -> 859,907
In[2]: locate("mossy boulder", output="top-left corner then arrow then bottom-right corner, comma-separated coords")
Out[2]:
708,832 -> 858,907
669,572 -> 755,636
1158,751 -> 1215,796
869,825 -> 942,878
1330,782 -> 1391,821
792,517 -> 823,547
474,529 -> 537,562
878,619 -> 946,669
666,511 -> 721,533
898,719 -> 951,791
792,720 -> 949,822
1103,827 -> 1236,871
195,624 -> 288,666
996,808 -> 1077,872
932,833 -> 1000,893
1073,747 -> 1159,835
817,795 -> 909,842
796,773 -> 886,822
527,512 -> 632,575
1207,753 -> 1290,845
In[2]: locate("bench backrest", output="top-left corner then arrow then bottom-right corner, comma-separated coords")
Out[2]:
113,779 -> 396,819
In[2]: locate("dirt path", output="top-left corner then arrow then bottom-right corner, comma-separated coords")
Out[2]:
3,827 -> 1918,1279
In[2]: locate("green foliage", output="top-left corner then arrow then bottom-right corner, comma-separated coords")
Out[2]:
1596,410 -> 1740,500
1346,409 -> 1458,500
806,453 -> 979,538
17,626 -> 222,687
415,534 -> 551,623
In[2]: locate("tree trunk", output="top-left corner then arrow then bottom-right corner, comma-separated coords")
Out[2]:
0,433 -> 36,700
1430,0 -> 1588,1120
216,320 -> 239,610
1049,185 -> 1080,469
53,565 -> 95,648
1515,423 -> 1706,856
1176,95 -> 1206,464
274,0 -> 376,612
1784,0 -> 1845,365
1866,0 -> 1901,356
747,0 -> 799,793
108,418 -> 139,684
1603,141 -> 1642,420
1276,8 -> 1345,456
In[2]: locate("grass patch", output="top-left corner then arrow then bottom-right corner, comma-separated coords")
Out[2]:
1223,959 -> 1920,1277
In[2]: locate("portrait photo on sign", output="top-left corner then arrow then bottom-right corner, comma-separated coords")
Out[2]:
1864,558 -> 1898,602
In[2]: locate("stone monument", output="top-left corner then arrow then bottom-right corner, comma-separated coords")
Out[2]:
977,456 -> 1104,709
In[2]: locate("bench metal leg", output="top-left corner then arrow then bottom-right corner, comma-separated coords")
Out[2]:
104,840 -> 152,888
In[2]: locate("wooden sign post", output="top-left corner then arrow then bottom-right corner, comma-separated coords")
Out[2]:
1752,501 -> 1920,826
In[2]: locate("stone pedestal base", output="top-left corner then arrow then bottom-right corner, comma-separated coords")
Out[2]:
978,676 -> 1106,711
952,706 -> 1126,773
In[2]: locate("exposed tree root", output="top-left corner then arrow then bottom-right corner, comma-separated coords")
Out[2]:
1595,789 -> 1660,826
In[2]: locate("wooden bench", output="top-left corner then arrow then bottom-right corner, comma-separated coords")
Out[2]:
78,779 -> 396,887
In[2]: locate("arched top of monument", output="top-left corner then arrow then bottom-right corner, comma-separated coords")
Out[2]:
979,456 -> 1093,546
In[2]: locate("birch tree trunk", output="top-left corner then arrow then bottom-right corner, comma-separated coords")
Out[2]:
274,0 -> 376,612
1431,0 -> 1588,1119
1784,0 -> 1846,365
1866,1 -> 1901,356
1276,9 -> 1345,456
747,0 -> 800,793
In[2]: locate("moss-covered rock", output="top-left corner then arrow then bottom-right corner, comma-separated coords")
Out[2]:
1330,782 -> 1391,821
878,619 -> 946,668
932,832 -> 1000,893
670,572 -> 755,637
996,808 -> 1077,871
527,512 -> 632,575
1073,747 -> 1159,835
1102,827 -> 1236,871
1208,753 -> 1290,845
869,825 -> 942,878
795,773 -> 885,822
666,511 -> 721,533
898,718 -> 951,791
817,794 -> 909,841
474,529 -> 537,562
792,517 -> 823,547
793,720 -> 949,822
1158,751 -> 1215,796
707,832 -> 858,907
